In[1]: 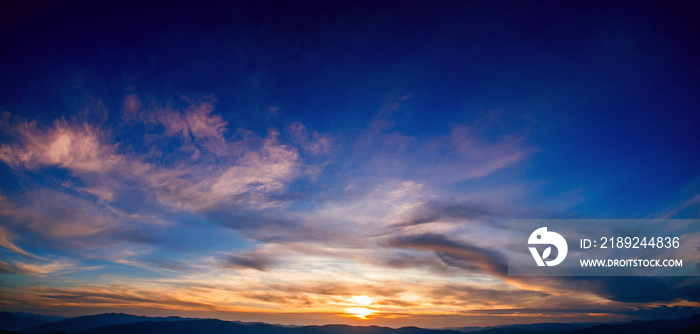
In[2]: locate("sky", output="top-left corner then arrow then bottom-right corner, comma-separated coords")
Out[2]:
0,0 -> 699,328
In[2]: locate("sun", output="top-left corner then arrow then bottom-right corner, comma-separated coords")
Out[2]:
348,295 -> 373,306
345,295 -> 375,319
347,307 -> 373,319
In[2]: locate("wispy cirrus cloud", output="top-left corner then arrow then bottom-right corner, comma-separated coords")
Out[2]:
123,95 -> 230,157
388,233 -> 508,279
391,199 -> 500,228
0,255 -> 78,277
11,260 -> 74,277
222,248 -> 277,271
21,285 -> 219,311
0,225 -> 42,260
446,124 -> 533,179
287,122 -> 332,156
0,112 -> 122,173
343,101 -> 535,190
148,131 -> 303,211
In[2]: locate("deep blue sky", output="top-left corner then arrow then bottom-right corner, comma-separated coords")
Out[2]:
0,0 -> 699,327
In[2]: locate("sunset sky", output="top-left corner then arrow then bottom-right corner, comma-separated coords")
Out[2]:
1,0 -> 699,328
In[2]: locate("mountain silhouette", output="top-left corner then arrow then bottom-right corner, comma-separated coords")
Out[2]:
448,322 -> 601,333
0,312 -> 697,334
21,313 -> 193,334
10,314 -> 64,325
74,320 -> 466,334
0,312 -> 58,331
571,313 -> 700,334
673,323 -> 700,334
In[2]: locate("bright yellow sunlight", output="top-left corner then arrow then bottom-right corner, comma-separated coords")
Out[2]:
347,307 -> 373,319
348,295 -> 373,306
345,295 -> 375,319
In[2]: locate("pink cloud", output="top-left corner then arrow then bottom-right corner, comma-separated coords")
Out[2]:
656,194 -> 700,219
1,95 -> 325,219
151,131 -> 302,211
122,94 -> 142,120
126,96 -> 229,157
0,225 -> 41,259
0,113 -> 121,172
287,122 -> 331,155
2,190 -> 117,239
12,260 -> 73,277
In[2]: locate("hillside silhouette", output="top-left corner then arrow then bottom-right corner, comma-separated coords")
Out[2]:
0,312 -> 698,334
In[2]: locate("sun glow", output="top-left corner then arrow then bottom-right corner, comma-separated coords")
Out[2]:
348,295 -> 373,306
347,307 -> 373,319
345,295 -> 375,319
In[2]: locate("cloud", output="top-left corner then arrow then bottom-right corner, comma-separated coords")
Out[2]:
429,284 -> 549,307
122,95 -> 314,212
287,122 -> 332,155
178,97 -> 229,156
392,200 -> 499,228
388,233 -> 508,278
123,95 -> 230,158
150,131 -> 302,211
0,226 -> 41,259
657,194 -> 700,219
444,124 -> 534,179
571,276 -> 700,303
5,278 -> 407,317
25,285 -> 218,311
2,94 -> 316,212
122,94 -> 143,118
367,250 -> 461,275
7,189 -> 121,240
0,258 -> 74,277
380,232 -> 642,306
211,133 -> 299,198
0,95 -> 330,276
205,208 -> 303,237
12,260 -> 73,277
223,249 -> 276,271
0,113 -> 122,172
0,188 -> 167,267
344,108 -> 534,189
0,260 -> 13,273
79,186 -> 116,202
